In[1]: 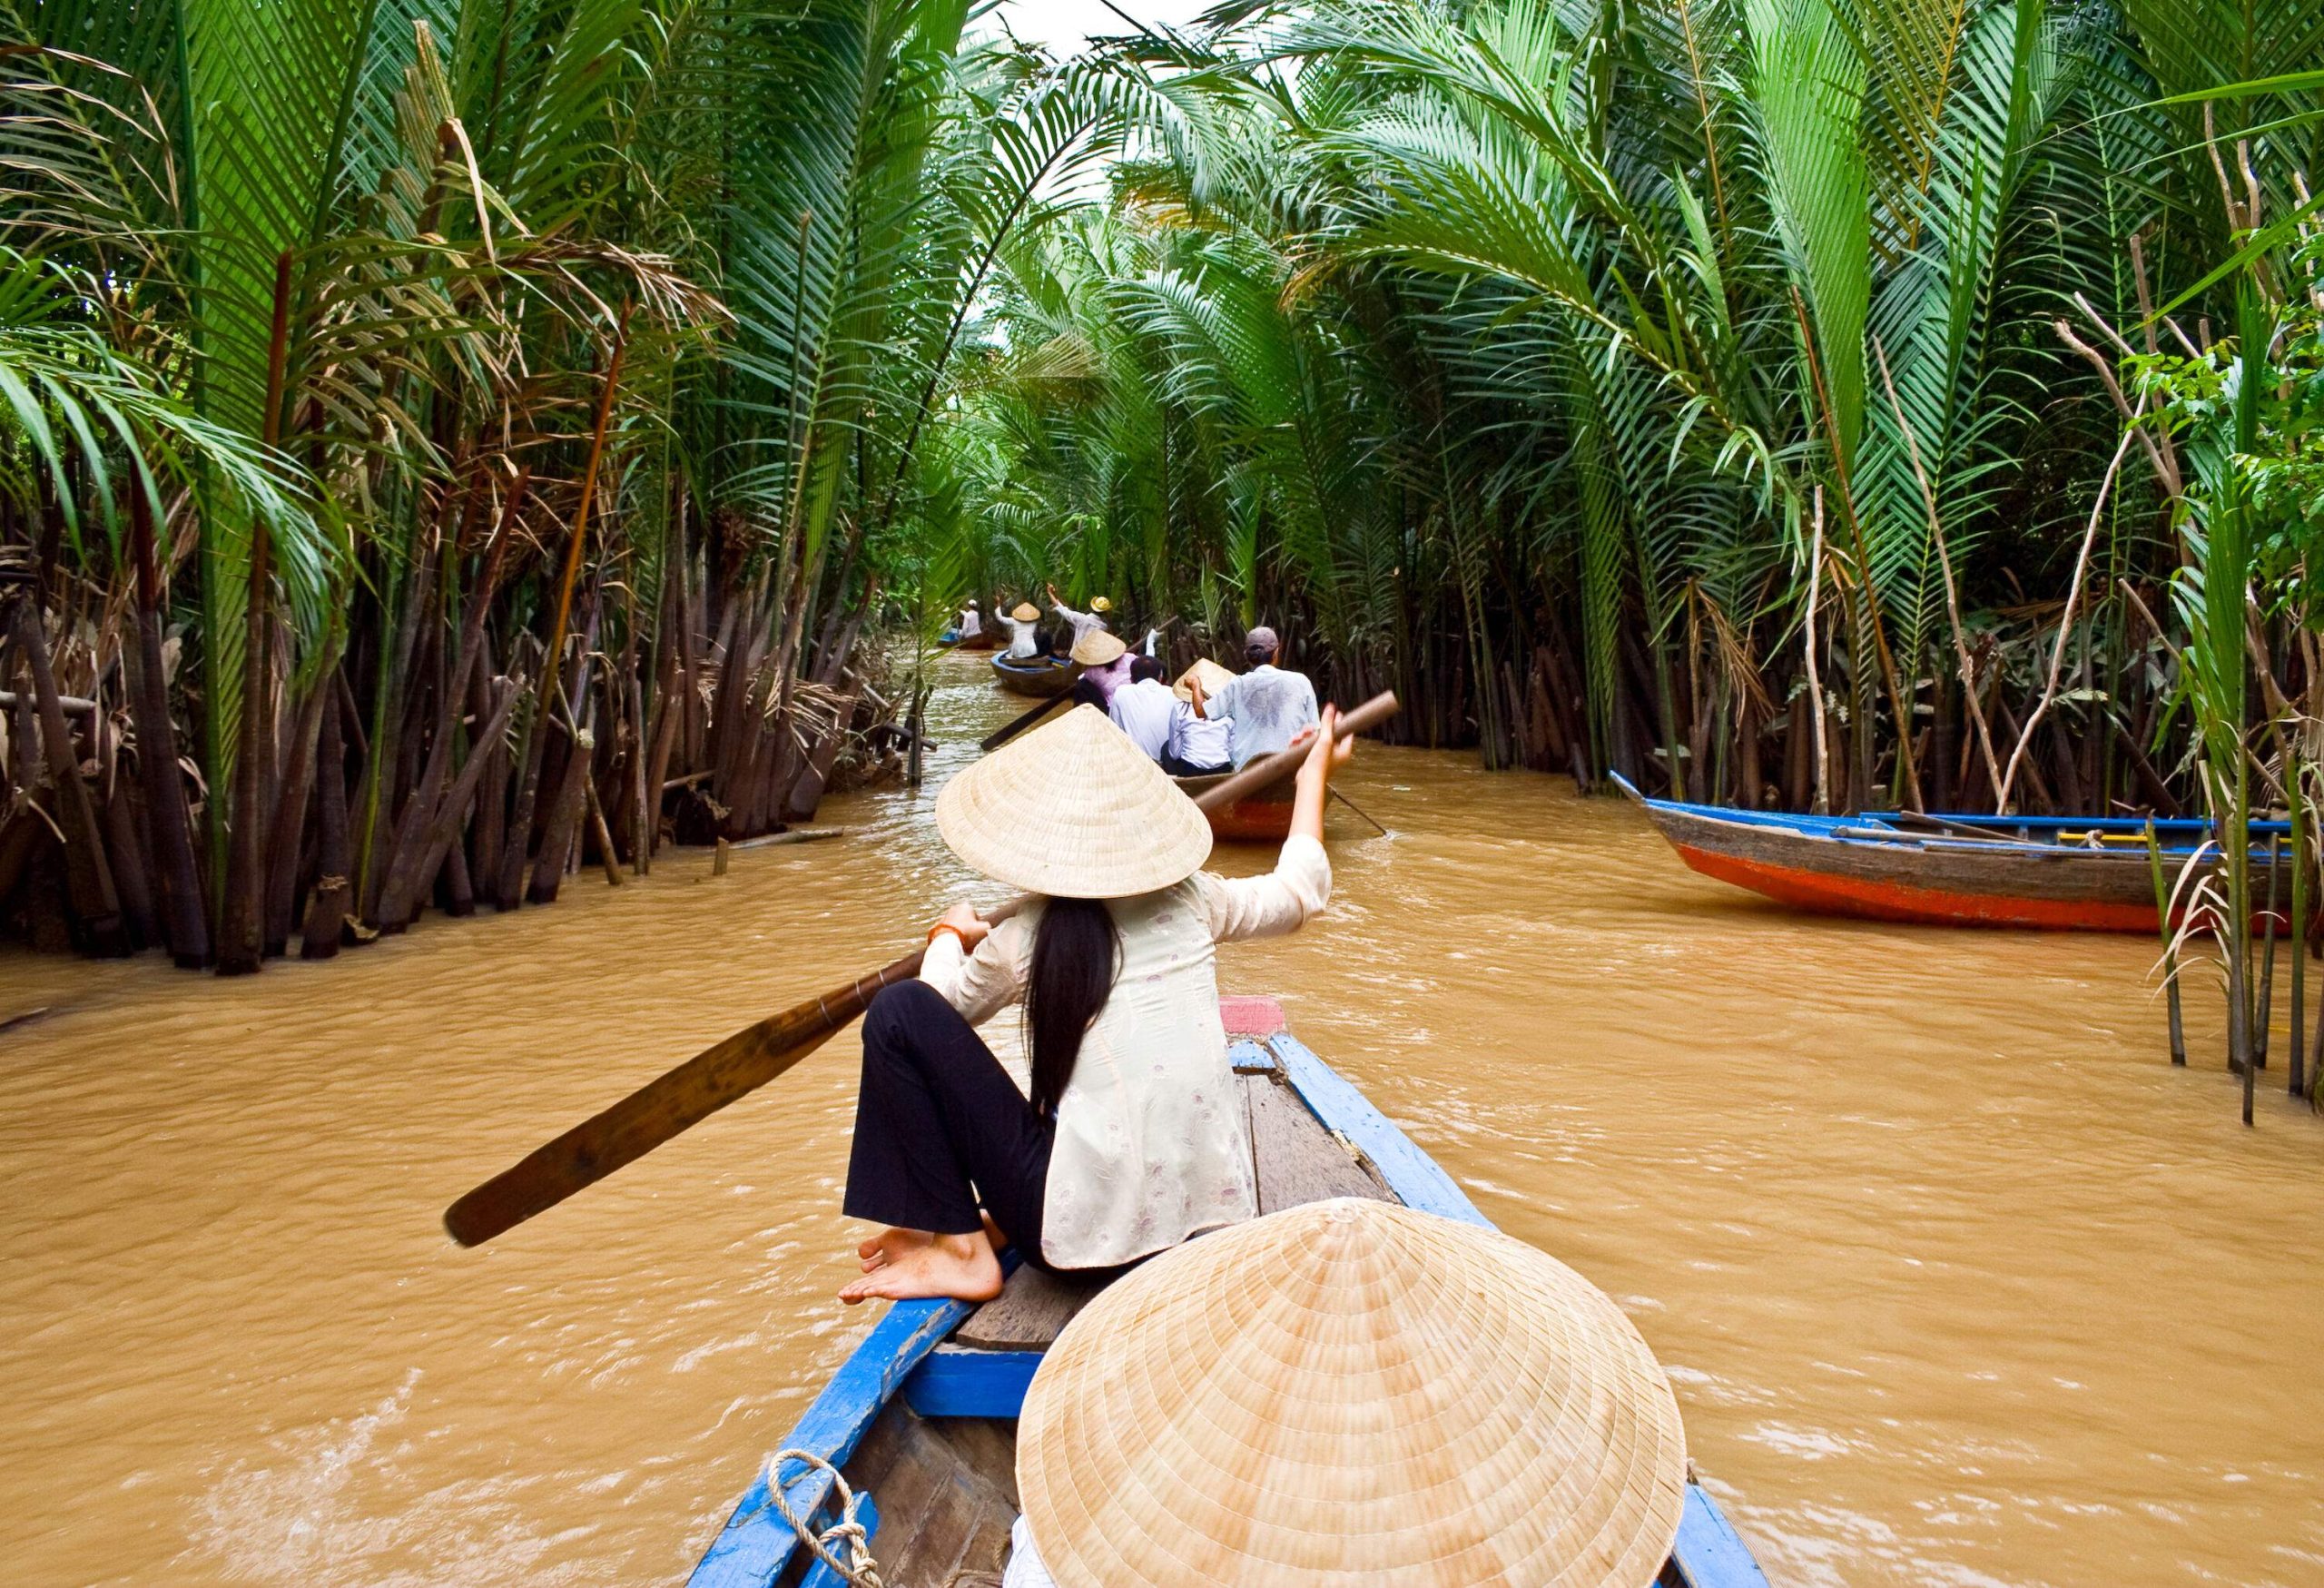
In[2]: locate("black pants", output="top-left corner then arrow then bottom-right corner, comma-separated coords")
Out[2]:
844,981 -> 1059,1269
1161,751 -> 1230,776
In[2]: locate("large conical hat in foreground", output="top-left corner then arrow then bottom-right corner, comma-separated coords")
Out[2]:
1017,1198 -> 1688,1588
935,705 -> 1211,897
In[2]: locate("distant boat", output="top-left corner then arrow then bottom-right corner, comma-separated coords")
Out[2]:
684,999 -> 1772,1588
1615,774 -> 2287,932
942,628 -> 1000,652
990,654 -> 1078,696
1175,764 -> 1295,843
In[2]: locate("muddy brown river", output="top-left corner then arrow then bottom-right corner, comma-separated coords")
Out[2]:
4,653 -> 2320,1586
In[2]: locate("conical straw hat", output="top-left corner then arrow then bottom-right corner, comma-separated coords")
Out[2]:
1070,628 -> 1127,666
1012,601 -> 1041,622
936,705 -> 1211,897
1017,1198 -> 1688,1588
1173,656 -> 1235,703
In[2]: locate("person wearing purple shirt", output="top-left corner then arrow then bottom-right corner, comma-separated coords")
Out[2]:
1069,628 -> 1134,705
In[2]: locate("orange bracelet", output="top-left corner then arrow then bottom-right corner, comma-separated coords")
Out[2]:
927,923 -> 970,950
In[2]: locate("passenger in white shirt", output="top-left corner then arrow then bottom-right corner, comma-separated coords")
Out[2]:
834,705 -> 1353,1303
1046,583 -> 1111,651
955,601 -> 980,638
1108,656 -> 1176,762
1164,695 -> 1231,774
1164,657 -> 1235,774
1188,625 -> 1319,769
998,599 -> 1041,658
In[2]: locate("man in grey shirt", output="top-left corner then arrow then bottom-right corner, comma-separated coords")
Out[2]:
1187,626 -> 1319,769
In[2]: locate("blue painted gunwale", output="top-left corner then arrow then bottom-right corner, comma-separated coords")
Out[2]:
687,1297 -> 971,1588
1609,772 -> 2281,859
797,1494 -> 879,1588
685,1025 -> 1771,1588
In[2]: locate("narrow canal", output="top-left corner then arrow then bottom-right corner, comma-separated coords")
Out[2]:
3,651 -> 2318,1587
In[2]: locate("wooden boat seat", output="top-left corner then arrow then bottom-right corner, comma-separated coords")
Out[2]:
955,1267 -> 1108,1352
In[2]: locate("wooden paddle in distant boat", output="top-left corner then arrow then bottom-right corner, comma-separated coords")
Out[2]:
442,691 -> 1400,1247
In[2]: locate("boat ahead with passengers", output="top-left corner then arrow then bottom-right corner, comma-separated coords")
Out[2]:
685,998 -> 1770,1588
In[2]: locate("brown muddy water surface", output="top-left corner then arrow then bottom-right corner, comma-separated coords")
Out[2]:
4,653 -> 2320,1587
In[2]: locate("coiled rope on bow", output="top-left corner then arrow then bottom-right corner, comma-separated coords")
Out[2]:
762,1448 -> 884,1587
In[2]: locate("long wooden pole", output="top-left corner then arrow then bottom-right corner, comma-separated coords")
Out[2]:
2147,820 -> 2186,1067
443,691 -> 1399,1246
2290,756 -> 2308,1099
495,311 -> 630,909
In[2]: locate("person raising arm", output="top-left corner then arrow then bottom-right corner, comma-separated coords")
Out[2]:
835,705 -> 1354,1305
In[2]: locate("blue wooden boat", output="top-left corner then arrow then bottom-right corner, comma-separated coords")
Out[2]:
687,998 -> 1771,1588
1614,774 -> 2285,932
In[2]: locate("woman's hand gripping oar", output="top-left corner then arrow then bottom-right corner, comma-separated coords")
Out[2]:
442,691 -> 1400,1247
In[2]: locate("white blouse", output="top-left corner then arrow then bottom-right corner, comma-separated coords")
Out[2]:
919,835 -> 1332,1268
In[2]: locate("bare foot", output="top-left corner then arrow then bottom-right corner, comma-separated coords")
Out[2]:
857,1226 -> 932,1275
839,1231 -> 1003,1305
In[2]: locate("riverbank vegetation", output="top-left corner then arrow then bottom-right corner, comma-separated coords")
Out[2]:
944,2 -> 2323,822
3,0 -> 2320,970
0,0 -> 1129,964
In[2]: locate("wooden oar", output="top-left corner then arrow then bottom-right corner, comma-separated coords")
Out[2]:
978,692 -> 1069,753
442,691 -> 1401,1246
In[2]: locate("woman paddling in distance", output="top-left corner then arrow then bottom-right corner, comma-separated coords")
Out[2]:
839,702 -> 1356,1304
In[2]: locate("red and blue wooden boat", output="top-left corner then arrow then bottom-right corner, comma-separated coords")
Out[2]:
685,999 -> 1771,1588
1615,774 -> 2286,932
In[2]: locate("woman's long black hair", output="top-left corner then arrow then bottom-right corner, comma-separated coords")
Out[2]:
1025,896 -> 1122,1117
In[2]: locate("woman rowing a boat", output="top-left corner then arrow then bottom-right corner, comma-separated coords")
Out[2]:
839,703 -> 1354,1303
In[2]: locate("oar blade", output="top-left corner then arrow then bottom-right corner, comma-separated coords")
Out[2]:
979,694 -> 1067,753
443,952 -> 919,1245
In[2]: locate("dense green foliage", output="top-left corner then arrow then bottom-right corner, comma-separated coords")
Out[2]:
3,0 -> 2323,975
940,0 -> 2324,824
0,0 -> 1128,963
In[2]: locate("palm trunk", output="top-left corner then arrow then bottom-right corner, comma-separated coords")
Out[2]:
218,249 -> 295,975
127,486 -> 210,965
300,662 -> 351,960
9,601 -> 128,955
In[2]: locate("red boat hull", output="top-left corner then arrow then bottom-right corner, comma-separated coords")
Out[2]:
1673,843 -> 2164,932
1173,768 -> 1295,843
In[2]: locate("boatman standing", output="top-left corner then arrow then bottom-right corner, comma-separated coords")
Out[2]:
1048,584 -> 1112,652
999,600 -> 1042,659
1187,626 -> 1318,769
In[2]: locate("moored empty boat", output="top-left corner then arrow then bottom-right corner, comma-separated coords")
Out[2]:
1616,774 -> 2286,932
990,654 -> 1078,696
685,998 -> 1770,1588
